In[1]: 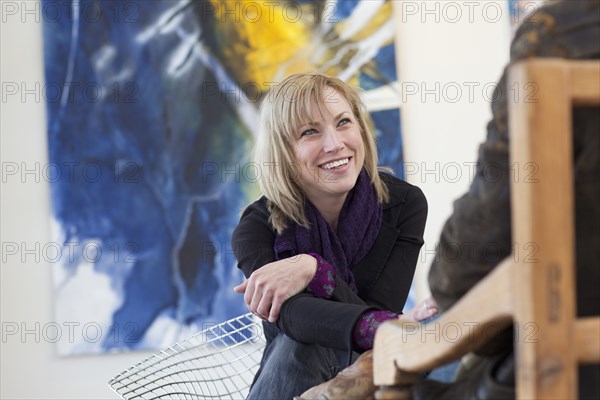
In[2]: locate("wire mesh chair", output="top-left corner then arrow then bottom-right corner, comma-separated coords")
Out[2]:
109,313 -> 265,399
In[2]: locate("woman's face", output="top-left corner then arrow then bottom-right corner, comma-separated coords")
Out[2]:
292,87 -> 365,206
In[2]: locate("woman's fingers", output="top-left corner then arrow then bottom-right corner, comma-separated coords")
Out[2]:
426,296 -> 438,310
233,280 -> 247,293
411,296 -> 439,321
255,292 -> 273,321
249,279 -> 272,320
419,307 -> 437,321
403,296 -> 439,322
246,277 -> 286,322
243,278 -> 256,310
268,294 -> 284,323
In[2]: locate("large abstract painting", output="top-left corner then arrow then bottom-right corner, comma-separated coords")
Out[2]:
43,0 -> 404,354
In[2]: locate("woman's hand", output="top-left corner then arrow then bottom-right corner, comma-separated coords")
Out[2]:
233,254 -> 317,323
402,296 -> 439,322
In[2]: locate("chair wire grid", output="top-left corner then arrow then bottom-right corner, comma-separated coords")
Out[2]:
109,313 -> 265,399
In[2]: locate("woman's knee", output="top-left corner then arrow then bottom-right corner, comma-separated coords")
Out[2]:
261,334 -> 340,380
248,334 -> 340,399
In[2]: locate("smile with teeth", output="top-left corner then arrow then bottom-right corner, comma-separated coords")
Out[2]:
320,158 -> 350,170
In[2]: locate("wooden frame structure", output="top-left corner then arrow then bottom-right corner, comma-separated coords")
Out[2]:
373,59 -> 600,399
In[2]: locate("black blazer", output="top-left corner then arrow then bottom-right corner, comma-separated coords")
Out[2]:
232,173 -> 427,351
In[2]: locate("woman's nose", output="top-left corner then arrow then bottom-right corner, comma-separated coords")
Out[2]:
323,130 -> 344,152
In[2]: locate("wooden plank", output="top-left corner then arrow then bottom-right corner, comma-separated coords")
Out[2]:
576,317 -> 600,364
509,59 -> 577,399
570,61 -> 600,104
373,258 -> 514,386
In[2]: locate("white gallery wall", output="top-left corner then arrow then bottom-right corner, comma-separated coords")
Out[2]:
1,1 -> 509,398
393,1 -> 510,299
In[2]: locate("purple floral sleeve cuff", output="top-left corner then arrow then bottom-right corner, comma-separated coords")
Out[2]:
305,253 -> 336,299
353,310 -> 399,351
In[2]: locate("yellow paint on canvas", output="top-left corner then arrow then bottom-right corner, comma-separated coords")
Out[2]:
208,0 -> 314,88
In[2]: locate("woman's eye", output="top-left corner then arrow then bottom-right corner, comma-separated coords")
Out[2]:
300,128 -> 317,137
338,118 -> 351,127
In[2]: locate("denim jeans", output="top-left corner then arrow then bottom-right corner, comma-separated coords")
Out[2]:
247,332 -> 356,399
419,313 -> 461,383
247,315 -> 460,399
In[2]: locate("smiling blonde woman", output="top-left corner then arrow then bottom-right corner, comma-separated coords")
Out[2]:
232,73 -> 433,399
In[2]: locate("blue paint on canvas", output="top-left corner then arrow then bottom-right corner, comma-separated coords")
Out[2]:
42,0 -> 405,354
360,44 -> 397,90
372,108 -> 404,178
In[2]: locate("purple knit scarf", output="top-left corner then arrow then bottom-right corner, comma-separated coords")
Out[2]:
273,169 -> 383,293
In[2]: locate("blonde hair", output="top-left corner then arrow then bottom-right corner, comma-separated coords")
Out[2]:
254,73 -> 390,233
